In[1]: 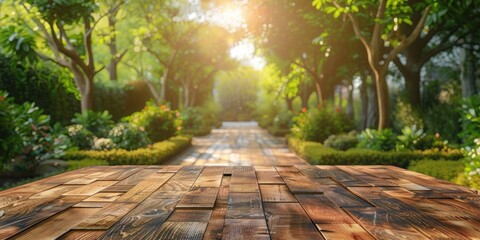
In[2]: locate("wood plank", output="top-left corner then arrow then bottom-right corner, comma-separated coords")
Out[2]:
276,166 -> 325,193
116,173 -> 174,203
59,230 -> 105,240
263,202 -> 324,239
176,187 -> 219,209
338,166 -> 398,187
0,195 -> 86,239
343,207 -> 427,239
100,184 -> 134,193
115,169 -> 158,186
153,222 -> 208,240
98,193 -> 184,239
100,167 -> 142,181
83,192 -> 122,202
323,185 -> 373,208
349,186 -> 474,239
256,170 -> 284,184
62,181 -> 117,196
193,166 -> 225,188
13,207 -> 100,239
225,192 -> 264,219
74,203 -> 137,230
158,165 -> 183,173
64,171 -> 118,185
295,194 -> 374,240
222,219 -> 270,240
98,167 -> 204,239
260,184 -> 297,202
74,202 -> 110,208
168,209 -> 212,222
203,176 -> 230,240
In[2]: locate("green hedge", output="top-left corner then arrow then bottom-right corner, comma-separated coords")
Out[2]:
288,137 -> 464,168
181,128 -> 212,136
407,159 -> 464,182
63,135 -> 191,165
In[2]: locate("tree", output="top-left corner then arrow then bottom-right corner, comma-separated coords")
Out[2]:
6,0 -> 115,113
314,0 -> 431,129
393,0 -> 480,106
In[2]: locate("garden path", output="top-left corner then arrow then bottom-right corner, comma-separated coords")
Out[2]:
165,122 -> 308,166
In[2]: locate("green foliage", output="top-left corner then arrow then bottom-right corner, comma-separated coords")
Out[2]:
94,80 -> 134,121
324,131 -> 358,151
66,124 -> 94,150
291,107 -> 354,143
288,137 -> 463,168
26,0 -> 97,24
460,96 -> 480,147
126,102 -> 181,142
0,54 -> 80,124
463,139 -> 480,189
408,159 -> 464,182
91,138 -> 116,151
0,26 -> 37,63
72,110 -> 114,138
357,128 -> 397,151
181,107 -> 211,134
0,91 -> 65,176
396,125 -> 426,151
108,123 -> 151,150
393,98 -> 423,130
63,135 -> 192,165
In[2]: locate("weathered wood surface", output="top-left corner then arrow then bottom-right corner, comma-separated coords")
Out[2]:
0,165 -> 479,239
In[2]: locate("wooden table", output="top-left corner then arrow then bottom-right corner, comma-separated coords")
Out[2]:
0,165 -> 479,239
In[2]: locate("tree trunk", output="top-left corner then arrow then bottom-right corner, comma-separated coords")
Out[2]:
367,78 -> 379,129
373,68 -> 391,129
108,15 -> 118,81
359,79 -> 368,130
404,70 -> 421,106
346,84 -> 354,119
461,43 -> 477,98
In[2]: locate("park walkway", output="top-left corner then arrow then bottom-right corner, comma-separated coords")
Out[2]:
166,122 -> 308,166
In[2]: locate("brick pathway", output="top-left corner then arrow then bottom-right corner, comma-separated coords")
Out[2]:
166,122 -> 308,166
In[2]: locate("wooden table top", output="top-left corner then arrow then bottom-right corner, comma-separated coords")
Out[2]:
0,165 -> 479,239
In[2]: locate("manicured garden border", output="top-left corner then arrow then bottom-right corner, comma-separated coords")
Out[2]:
287,136 -> 463,168
64,135 -> 192,165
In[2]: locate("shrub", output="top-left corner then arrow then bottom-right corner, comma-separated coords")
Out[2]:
72,110 -> 114,138
181,107 -> 211,135
0,91 -> 66,176
63,135 -> 192,165
396,125 -> 426,151
91,138 -> 116,151
408,159 -> 464,182
288,137 -> 463,168
291,107 -> 354,143
66,124 -> 95,150
460,96 -> 480,147
108,123 -> 151,150
462,138 -> 480,189
357,128 -> 397,151
126,102 -> 181,142
324,131 -> 358,151
67,159 -> 109,171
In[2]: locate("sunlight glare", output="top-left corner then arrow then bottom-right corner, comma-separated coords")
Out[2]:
230,40 -> 266,70
210,5 -> 245,30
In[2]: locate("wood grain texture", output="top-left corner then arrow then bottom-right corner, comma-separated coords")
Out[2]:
263,202 -> 325,240
1,165 -> 479,239
13,207 -> 100,240
260,184 -> 297,202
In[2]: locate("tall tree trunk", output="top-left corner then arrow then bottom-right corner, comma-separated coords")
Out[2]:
373,68 -> 391,129
359,78 -> 368,130
404,70 -> 421,106
367,78 -> 379,129
461,42 -> 477,98
107,15 -> 118,81
346,84 -> 354,119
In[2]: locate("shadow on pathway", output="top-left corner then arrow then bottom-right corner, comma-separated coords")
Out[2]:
165,121 -> 308,166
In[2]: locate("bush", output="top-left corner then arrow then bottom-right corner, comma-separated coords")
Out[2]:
65,124 -> 95,150
396,125 -> 426,151
72,110 -> 114,138
357,128 -> 397,151
181,107 -> 212,135
126,102 -> 181,142
291,107 -> 354,143
108,123 -> 151,150
0,91 -> 66,176
460,96 -> 480,147
408,159 -> 464,181
324,131 -> 358,151
288,137 -> 463,168
63,135 -> 192,165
